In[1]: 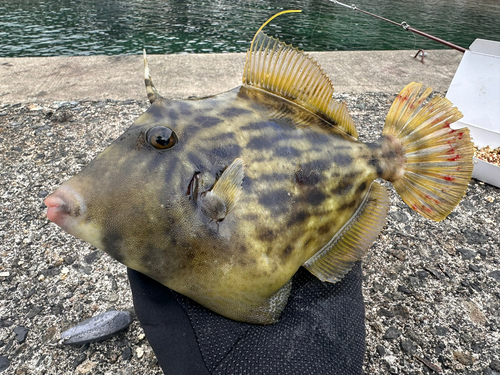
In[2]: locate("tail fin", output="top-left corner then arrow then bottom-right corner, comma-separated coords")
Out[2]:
383,82 -> 473,221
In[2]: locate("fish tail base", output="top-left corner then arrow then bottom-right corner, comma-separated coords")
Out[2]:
383,82 -> 473,221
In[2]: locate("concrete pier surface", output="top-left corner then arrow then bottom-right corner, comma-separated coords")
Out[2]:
0,49 -> 462,103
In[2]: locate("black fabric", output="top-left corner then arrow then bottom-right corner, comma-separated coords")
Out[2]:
128,263 -> 365,375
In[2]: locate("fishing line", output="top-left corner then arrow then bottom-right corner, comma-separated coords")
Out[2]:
309,6 -> 324,49
327,0 -> 467,52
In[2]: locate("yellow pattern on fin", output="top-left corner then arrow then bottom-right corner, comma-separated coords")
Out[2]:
201,158 -> 245,221
242,30 -> 357,139
383,82 -> 473,221
304,182 -> 389,283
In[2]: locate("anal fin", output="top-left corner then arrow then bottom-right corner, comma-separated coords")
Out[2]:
304,182 -> 389,283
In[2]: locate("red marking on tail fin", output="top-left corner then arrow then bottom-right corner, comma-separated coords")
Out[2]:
444,176 -> 455,181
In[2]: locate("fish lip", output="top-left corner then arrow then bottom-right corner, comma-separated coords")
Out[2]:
44,185 -> 86,227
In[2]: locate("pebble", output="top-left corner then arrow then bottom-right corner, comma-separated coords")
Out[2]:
453,351 -> 474,366
72,354 -> 87,369
376,345 -> 386,357
491,360 -> 500,372
435,325 -> 448,336
122,347 -> 132,361
13,326 -> 28,343
0,356 -> 10,373
463,229 -> 489,244
397,285 -> 412,295
489,270 -> 500,283
400,339 -> 417,356
76,360 -> 97,374
84,250 -> 101,264
457,247 -> 476,260
377,308 -> 394,317
61,310 -> 132,345
27,305 -> 43,319
469,264 -> 481,272
383,327 -> 401,340
136,347 -> 144,359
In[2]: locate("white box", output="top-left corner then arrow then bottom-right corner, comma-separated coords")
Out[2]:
446,39 -> 500,187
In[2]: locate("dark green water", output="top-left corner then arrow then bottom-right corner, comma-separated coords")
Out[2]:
1,0 -> 499,57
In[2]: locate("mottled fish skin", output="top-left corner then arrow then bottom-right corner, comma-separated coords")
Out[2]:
52,86 -> 399,323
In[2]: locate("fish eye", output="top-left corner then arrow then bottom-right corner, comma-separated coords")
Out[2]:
146,126 -> 178,149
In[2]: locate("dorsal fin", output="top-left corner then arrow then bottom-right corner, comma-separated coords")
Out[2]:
242,30 -> 358,139
143,49 -> 163,104
303,182 -> 389,283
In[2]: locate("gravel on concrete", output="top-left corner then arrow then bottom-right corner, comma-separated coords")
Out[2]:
0,92 -> 499,375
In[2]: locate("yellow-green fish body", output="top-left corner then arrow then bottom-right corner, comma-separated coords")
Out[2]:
45,14 -> 473,324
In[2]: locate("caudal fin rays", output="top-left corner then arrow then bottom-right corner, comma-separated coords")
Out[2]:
383,82 -> 473,221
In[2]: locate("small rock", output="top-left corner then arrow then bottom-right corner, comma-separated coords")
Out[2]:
75,360 -> 97,374
61,310 -> 132,345
478,249 -> 487,259
84,250 -> 101,264
453,351 -> 474,366
424,267 -> 444,280
464,300 -> 488,325
400,339 -> 417,356
390,249 -> 405,261
37,190 -> 49,198
393,305 -> 409,320
389,211 -> 408,223
102,293 -> 119,303
13,326 -> 28,343
27,305 -> 43,319
457,248 -> 475,260
490,359 -> 500,372
0,356 -> 10,373
483,367 -> 500,375
405,330 -> 424,347
463,230 -> 488,244
136,347 -> 144,359
72,353 -> 87,369
0,272 -> 9,278
469,264 -> 481,272
397,285 -> 412,295
417,270 -> 429,279
377,308 -> 394,317
488,270 -> 500,283
383,327 -> 401,340
122,347 -> 132,361
28,103 -> 43,111
43,326 -> 58,343
435,326 -> 448,336
51,304 -> 63,315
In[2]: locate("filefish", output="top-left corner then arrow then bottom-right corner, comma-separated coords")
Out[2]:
44,11 -> 473,324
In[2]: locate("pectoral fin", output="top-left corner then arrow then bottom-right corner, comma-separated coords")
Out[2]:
200,158 -> 244,222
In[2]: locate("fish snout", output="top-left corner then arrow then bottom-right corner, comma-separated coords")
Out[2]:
44,185 -> 85,227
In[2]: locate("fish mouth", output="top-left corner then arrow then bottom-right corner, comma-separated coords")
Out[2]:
44,185 -> 86,230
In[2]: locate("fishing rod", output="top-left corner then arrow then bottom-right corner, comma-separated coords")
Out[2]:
328,0 -> 468,53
